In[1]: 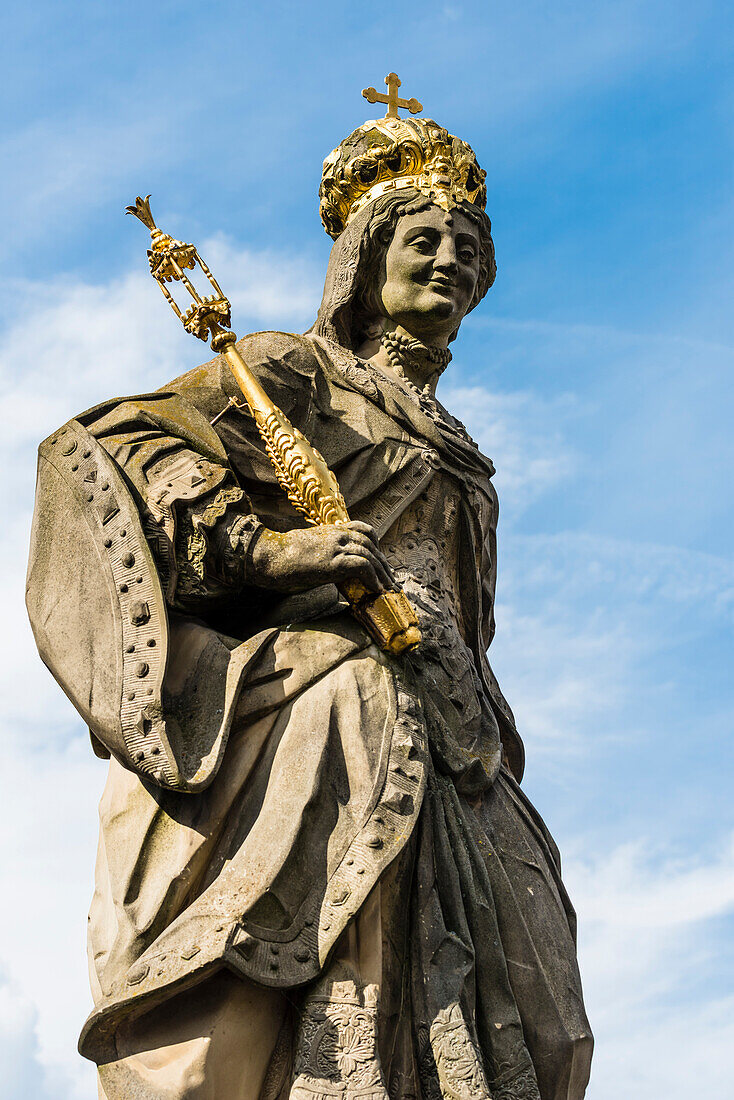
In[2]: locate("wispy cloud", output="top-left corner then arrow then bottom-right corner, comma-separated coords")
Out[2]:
470,313 -> 734,358
0,748 -> 100,1100
0,238 -> 321,459
0,971 -> 69,1100
504,532 -> 734,623
485,528 -> 734,782
441,383 -> 579,517
203,234 -> 321,327
566,836 -> 734,1099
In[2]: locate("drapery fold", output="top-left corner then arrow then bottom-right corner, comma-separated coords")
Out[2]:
28,329 -> 591,1096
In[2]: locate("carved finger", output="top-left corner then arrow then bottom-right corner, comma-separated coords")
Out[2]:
341,553 -> 384,593
372,547 -> 395,577
347,521 -> 379,540
353,541 -> 395,586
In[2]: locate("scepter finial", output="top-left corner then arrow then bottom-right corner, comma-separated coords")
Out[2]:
362,72 -> 423,119
125,195 -> 157,232
125,194 -> 232,345
125,194 -> 174,254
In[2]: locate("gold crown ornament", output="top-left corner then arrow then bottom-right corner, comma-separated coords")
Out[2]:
319,72 -> 487,239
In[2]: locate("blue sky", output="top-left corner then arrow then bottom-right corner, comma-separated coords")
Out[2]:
1,1 -> 733,1096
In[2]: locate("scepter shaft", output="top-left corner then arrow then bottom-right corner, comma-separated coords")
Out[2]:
215,330 -> 421,654
214,328 -> 349,527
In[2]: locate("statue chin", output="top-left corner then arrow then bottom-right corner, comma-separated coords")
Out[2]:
379,286 -> 469,340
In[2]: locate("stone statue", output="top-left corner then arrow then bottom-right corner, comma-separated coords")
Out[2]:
26,76 -> 593,1100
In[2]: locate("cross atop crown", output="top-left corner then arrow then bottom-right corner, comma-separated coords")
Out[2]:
362,73 -> 423,119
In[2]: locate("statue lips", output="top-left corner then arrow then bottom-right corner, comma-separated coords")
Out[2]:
428,275 -> 456,293
424,274 -> 463,313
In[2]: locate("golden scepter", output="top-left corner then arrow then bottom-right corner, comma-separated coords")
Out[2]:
126,196 -> 420,655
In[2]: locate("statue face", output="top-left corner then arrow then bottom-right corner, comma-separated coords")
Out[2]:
379,205 -> 481,343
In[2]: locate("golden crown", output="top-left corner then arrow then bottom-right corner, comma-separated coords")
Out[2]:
319,74 -> 487,240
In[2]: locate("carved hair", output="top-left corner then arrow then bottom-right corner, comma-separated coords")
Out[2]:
310,188 -> 496,350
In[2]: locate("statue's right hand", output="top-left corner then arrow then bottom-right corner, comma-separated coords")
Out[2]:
249,522 -> 395,594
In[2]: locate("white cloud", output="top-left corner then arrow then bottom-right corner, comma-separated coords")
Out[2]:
595,998 -> 734,1100
505,531 -> 734,623
0,972 -> 63,1100
0,238 -> 321,459
482,528 -> 734,777
471,313 -> 734,360
464,310 -> 734,552
441,382 -> 579,517
0,745 -> 100,1100
490,597 -> 631,758
202,234 -> 321,327
571,835 -> 734,935
566,837 -> 734,1099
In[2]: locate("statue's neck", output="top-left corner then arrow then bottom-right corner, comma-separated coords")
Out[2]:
355,324 -> 451,395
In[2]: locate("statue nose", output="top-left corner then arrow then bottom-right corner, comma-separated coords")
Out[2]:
435,247 -> 458,273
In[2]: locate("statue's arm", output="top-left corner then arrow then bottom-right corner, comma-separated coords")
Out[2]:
26,366 -> 391,790
165,331 -> 395,605
135,425 -> 393,612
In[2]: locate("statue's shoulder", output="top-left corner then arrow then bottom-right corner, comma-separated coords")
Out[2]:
168,331 -> 323,424
170,331 -> 320,392
237,330 -> 322,376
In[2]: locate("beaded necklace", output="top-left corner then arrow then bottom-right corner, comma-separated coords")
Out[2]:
380,331 -> 452,399
378,331 -> 477,449
379,331 -> 456,430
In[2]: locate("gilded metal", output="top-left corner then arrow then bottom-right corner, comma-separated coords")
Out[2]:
319,112 -> 487,239
125,196 -> 232,342
127,197 -> 421,655
362,72 -> 422,119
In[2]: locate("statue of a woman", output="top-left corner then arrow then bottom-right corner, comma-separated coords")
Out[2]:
27,100 -> 593,1100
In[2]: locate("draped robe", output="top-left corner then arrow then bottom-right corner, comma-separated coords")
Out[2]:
27,330 -> 592,1100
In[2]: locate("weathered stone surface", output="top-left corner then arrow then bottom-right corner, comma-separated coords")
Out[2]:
27,107 -> 592,1100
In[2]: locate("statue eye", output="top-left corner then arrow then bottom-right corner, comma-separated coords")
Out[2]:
410,236 -> 434,254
